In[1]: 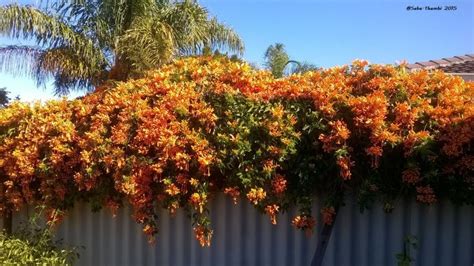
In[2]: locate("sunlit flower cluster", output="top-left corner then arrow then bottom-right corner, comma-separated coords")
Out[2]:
292,215 -> 316,236
265,204 -> 280,225
246,188 -> 266,205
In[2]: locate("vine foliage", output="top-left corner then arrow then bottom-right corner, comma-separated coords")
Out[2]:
0,57 -> 472,245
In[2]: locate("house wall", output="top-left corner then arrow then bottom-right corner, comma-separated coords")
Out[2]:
9,195 -> 474,266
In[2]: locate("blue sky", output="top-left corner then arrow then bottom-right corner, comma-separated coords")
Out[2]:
1,0 -> 473,101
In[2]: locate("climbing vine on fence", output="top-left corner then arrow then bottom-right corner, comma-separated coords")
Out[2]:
0,57 -> 473,245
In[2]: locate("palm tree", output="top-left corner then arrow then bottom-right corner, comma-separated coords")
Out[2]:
264,43 -> 319,78
0,0 -> 244,95
264,43 -> 289,78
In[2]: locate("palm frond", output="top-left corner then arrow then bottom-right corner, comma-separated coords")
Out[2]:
0,45 -> 43,79
162,0 -> 243,55
117,18 -> 175,74
0,4 -> 101,65
54,0 -> 114,49
163,0 -> 208,54
0,45 -> 105,95
51,72 -> 94,96
36,46 -> 106,94
205,18 -> 244,55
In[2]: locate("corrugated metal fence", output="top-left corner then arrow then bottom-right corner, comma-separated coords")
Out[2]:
9,195 -> 474,266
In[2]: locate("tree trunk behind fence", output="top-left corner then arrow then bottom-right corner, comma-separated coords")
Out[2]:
311,207 -> 339,266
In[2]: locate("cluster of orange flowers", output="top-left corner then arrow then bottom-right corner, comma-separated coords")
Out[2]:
246,188 -> 266,205
321,207 -> 337,225
223,187 -> 240,204
271,174 -> 287,195
292,215 -> 317,236
402,168 -> 421,185
0,56 -> 472,245
189,192 -> 207,214
193,225 -> 212,247
416,186 -> 437,204
264,204 -> 280,225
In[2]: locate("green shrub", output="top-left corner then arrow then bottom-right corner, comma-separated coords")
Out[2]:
0,210 -> 78,265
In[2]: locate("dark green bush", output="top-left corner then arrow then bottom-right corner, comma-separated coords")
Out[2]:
0,210 -> 78,265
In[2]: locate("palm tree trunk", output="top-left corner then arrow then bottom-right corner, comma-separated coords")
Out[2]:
108,56 -> 131,81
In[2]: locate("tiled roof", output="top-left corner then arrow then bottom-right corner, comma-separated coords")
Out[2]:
406,54 -> 474,73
